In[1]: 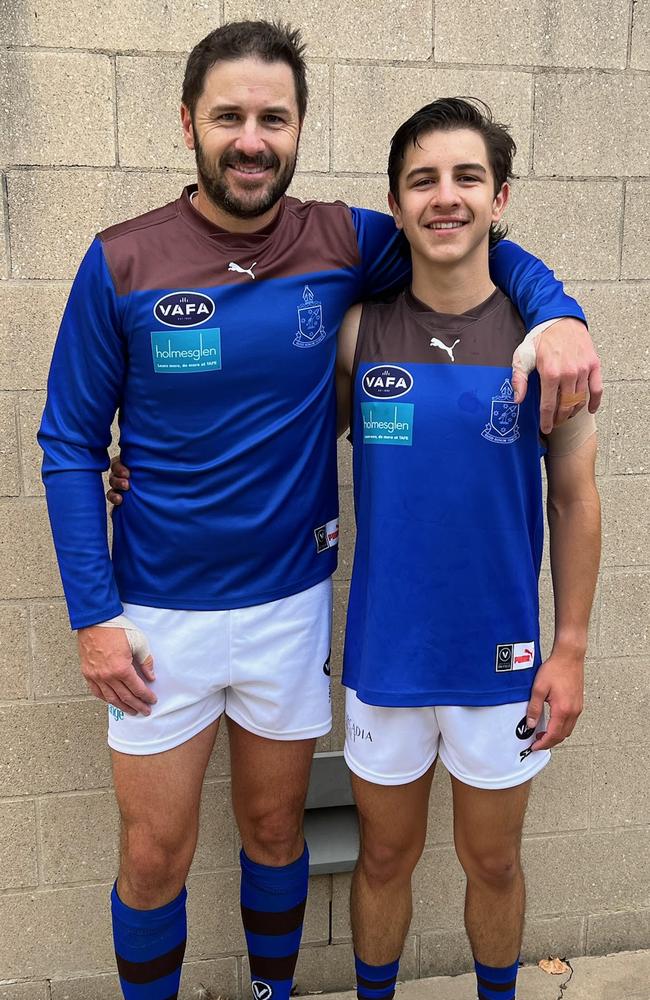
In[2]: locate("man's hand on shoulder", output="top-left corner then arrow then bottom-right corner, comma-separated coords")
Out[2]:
525,648 -> 584,752
512,318 -> 603,434
78,621 -> 157,716
107,454 -> 130,508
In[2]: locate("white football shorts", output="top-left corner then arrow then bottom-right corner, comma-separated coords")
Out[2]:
344,688 -> 551,789
107,578 -> 333,755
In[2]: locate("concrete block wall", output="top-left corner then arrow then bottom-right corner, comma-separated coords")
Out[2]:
1,1 -> 648,996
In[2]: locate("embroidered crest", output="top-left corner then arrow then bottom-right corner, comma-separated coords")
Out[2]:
481,378 -> 520,445
293,286 -> 326,349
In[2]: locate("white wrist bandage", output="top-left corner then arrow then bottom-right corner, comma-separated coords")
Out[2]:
512,319 -> 561,380
95,614 -> 152,665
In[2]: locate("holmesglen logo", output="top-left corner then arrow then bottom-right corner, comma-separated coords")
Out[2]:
151,329 -> 222,373
153,291 -> 215,328
362,365 -> 413,399
361,402 -> 414,446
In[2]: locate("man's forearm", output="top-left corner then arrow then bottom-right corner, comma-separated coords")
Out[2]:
547,486 -> 601,655
42,467 -> 123,630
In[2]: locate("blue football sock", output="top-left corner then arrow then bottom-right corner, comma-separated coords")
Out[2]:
355,955 -> 400,1000
474,958 -> 519,1000
240,845 -> 309,1000
111,882 -> 187,1000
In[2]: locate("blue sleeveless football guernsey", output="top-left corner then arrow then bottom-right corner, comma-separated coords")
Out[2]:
39,186 -> 585,630
343,288 -> 547,707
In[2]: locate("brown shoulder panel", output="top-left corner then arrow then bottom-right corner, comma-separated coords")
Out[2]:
98,187 -> 361,297
99,199 -> 183,297
355,290 -> 527,368
99,200 -> 179,243
354,296 -> 405,373
283,198 -> 361,273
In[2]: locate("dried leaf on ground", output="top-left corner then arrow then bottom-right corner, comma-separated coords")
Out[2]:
539,957 -> 571,975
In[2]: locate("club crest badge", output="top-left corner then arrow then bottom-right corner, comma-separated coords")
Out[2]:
294,285 -> 326,349
481,378 -> 520,445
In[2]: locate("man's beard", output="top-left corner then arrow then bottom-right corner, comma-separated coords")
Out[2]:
195,139 -> 298,221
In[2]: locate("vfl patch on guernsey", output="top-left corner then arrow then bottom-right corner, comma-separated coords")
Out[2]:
362,365 -> 413,399
495,641 -> 535,672
314,517 -> 339,553
362,403 -> 413,446
151,329 -> 221,373
294,286 -> 326,348
153,291 -> 215,328
482,379 -> 520,444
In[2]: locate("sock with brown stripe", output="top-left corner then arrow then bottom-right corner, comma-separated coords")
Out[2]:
240,845 -> 309,1000
111,882 -> 187,1000
473,958 -> 519,1000
355,955 -> 400,1000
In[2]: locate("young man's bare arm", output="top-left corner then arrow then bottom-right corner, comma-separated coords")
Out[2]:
335,303 -> 362,438
527,424 -> 601,750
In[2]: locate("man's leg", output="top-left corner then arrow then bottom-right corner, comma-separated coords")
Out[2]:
111,718 -> 220,999
228,720 -> 316,1000
451,777 -> 531,1000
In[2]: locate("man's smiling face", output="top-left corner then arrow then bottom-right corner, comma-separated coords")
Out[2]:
182,56 -> 302,221
388,127 -> 509,271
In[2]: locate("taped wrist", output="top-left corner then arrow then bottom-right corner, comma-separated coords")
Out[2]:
95,615 -> 152,665
512,318 -> 562,378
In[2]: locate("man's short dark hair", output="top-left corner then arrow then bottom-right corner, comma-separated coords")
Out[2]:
182,20 -> 308,120
388,97 -> 516,244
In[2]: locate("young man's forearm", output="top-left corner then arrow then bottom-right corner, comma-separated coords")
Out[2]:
547,478 -> 601,656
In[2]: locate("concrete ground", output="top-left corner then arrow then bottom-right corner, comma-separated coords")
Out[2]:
319,951 -> 650,1000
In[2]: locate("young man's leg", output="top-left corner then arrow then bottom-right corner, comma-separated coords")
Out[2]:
452,777 -> 530,999
229,722 -> 317,1000
344,690 -> 439,1000
438,698 -> 550,999
111,718 -> 220,1000
351,768 -> 434,987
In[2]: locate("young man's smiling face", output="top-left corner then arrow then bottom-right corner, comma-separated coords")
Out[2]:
388,127 -> 509,273
182,56 -> 302,224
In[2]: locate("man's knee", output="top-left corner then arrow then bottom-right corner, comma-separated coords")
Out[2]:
241,799 -> 305,865
120,819 -> 197,899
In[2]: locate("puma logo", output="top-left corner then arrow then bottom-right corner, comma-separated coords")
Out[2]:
228,260 -> 257,279
430,337 -> 460,362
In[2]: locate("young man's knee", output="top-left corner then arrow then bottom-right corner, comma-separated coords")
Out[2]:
457,843 -> 523,890
358,833 -> 423,886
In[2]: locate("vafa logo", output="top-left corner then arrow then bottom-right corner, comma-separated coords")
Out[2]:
153,291 -> 215,328
363,365 -> 413,399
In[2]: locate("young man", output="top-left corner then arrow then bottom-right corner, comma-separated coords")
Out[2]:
335,98 -> 601,1000
42,19 -> 600,1000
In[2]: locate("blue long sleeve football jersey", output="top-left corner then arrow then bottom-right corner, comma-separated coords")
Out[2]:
39,186 -> 586,629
